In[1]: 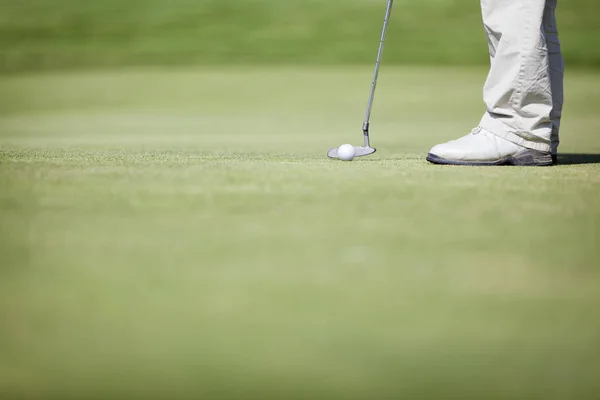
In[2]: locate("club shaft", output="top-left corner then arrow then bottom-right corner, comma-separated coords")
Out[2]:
363,0 -> 394,147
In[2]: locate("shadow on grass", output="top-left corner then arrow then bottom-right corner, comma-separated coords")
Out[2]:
558,154 -> 600,165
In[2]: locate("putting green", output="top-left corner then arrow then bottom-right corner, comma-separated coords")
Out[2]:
1,67 -> 600,399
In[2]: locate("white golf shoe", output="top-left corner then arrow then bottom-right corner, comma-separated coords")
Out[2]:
426,128 -> 554,166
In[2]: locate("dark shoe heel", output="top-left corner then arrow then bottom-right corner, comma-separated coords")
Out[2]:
510,149 -> 553,166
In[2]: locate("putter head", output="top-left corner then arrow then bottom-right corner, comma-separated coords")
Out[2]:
327,146 -> 377,159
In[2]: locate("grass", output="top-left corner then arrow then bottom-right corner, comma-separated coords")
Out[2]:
1,66 -> 600,399
1,0 -> 600,73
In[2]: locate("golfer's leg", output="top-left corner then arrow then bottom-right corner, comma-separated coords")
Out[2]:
479,0 -> 553,152
544,0 -> 564,157
427,0 -> 555,166
426,0 -> 558,165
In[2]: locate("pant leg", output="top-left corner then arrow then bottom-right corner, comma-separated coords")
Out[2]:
479,0 -> 554,152
543,0 -> 564,154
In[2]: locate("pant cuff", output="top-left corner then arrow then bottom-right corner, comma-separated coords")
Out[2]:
479,114 -> 552,152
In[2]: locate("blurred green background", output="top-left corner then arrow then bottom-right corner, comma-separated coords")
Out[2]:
2,1 -> 600,400
1,0 -> 599,73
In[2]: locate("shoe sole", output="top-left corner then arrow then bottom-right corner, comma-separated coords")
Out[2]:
426,149 -> 554,166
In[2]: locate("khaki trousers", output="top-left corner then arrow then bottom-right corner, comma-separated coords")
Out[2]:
479,0 -> 564,153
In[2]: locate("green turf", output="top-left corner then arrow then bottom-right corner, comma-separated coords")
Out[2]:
1,0 -> 599,73
1,66 -> 600,399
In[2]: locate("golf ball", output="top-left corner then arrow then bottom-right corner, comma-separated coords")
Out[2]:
338,144 -> 356,161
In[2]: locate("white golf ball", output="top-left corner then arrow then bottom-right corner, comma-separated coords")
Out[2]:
338,144 -> 356,161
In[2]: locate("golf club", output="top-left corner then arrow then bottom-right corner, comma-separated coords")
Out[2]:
328,0 -> 394,159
